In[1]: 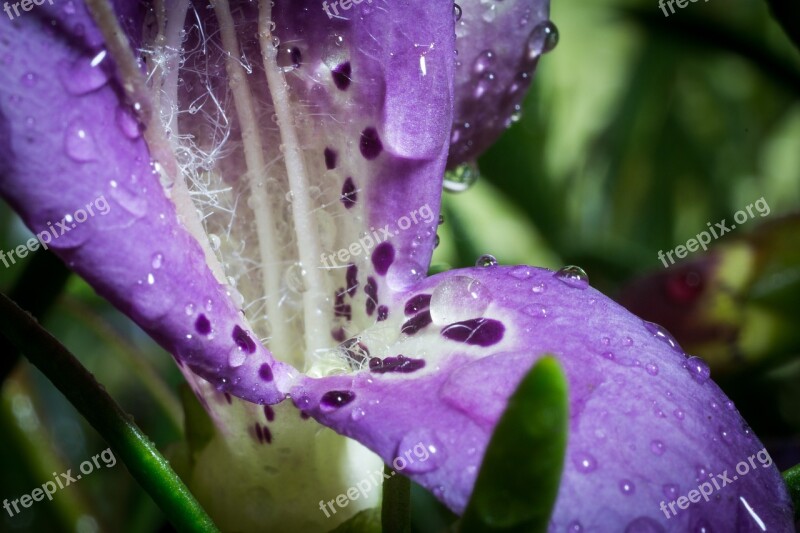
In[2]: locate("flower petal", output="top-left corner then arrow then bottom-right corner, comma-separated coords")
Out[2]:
449,0 -> 553,167
0,2 -> 289,403
291,265 -> 794,528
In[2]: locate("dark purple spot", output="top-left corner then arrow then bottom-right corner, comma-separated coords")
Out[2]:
224,393 -> 233,405
346,263 -> 359,297
401,311 -> 432,335
377,305 -> 389,322
258,363 -> 274,382
290,47 -> 302,67
263,425 -> 273,444
334,288 -> 352,320
300,411 -> 310,420
331,61 -> 352,90
342,338 -> 370,368
341,177 -> 358,209
321,390 -> 356,410
195,314 -> 211,335
331,327 -> 346,342
255,424 -> 264,443
324,147 -> 338,170
441,318 -> 505,346
359,127 -> 383,160
365,277 -> 378,316
369,355 -> 426,374
404,294 -> 432,316
372,242 -> 395,276
264,405 -> 275,422
232,325 -> 257,354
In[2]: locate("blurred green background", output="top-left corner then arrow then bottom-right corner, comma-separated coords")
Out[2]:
1,0 -> 799,531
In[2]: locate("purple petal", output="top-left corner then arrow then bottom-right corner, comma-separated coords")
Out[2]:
292,266 -> 793,528
449,0 -> 554,167
0,2 -> 290,403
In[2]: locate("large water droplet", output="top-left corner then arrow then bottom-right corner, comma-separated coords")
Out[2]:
229,345 -> 247,368
684,356 -> 711,384
386,260 -> 425,291
395,428 -> 445,473
109,176 -> 147,217
443,162 -> 479,193
285,262 -> 308,293
116,106 -> 142,139
57,52 -> 110,95
430,276 -> 491,325
475,254 -> 497,267
508,265 -> 532,279
554,265 -> 589,289
64,121 -> 97,162
643,320 -> 683,353
472,49 -> 495,75
526,21 -> 559,63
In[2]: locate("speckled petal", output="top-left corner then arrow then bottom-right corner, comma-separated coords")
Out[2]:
0,2 -> 290,404
292,266 -> 794,529
449,0 -> 552,167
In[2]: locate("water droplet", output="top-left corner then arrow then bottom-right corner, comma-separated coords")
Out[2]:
228,345 -> 247,368
554,265 -> 589,289
674,408 -> 685,420
108,176 -> 147,217
350,407 -> 366,421
646,363 -> 659,376
63,0 -> 75,14
285,262 -> 308,293
650,440 -> 665,455
472,49 -> 495,75
662,483 -> 679,499
684,356 -> 711,384
572,452 -> 597,473
430,276 -> 491,325
116,106 -> 141,139
396,428 -> 445,473
522,304 -> 548,319
526,21 -> 559,62
64,121 -> 97,162
208,234 -> 221,251
443,162 -> 479,192
185,303 -> 195,315
57,53 -> 110,95
643,320 -> 683,353
509,266 -> 531,279
386,260 -> 425,291
20,72 -> 37,87
567,520 -> 583,532
531,282 -> 545,294
453,3 -> 462,22
475,254 -> 497,267
151,253 -> 163,269
619,479 -> 636,495
473,71 -> 495,99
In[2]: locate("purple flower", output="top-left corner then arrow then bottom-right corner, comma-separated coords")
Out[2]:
0,0 -> 792,530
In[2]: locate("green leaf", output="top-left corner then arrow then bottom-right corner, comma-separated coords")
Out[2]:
783,462 -> 800,519
460,356 -> 568,533
382,464 -> 411,533
0,292 -> 219,532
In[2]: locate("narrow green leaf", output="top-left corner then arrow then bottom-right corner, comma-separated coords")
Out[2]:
783,463 -> 800,519
382,464 -> 411,533
460,356 -> 568,533
0,292 -> 219,532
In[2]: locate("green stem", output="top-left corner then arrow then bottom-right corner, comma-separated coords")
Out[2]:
783,463 -> 800,519
0,249 -> 70,383
381,464 -> 411,533
0,291 -> 218,533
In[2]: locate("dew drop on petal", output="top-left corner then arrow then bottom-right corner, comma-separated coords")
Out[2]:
443,162 -> 479,192
430,276 -> 491,325
64,121 -> 97,162
554,265 -> 589,289
475,254 -> 497,267
684,356 -> 711,384
396,428 -> 445,473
